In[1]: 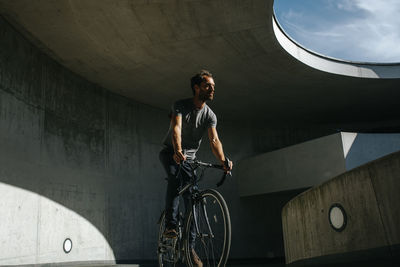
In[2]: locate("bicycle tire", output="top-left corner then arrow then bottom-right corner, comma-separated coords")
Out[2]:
184,189 -> 231,267
157,211 -> 179,267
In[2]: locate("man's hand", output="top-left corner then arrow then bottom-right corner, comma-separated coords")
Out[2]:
173,150 -> 186,164
223,158 -> 233,173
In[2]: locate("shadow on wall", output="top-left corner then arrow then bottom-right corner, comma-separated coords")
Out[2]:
236,187 -> 309,259
0,15 -> 170,264
0,79 -> 169,264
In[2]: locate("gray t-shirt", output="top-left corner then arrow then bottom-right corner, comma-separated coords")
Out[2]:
163,98 -> 217,159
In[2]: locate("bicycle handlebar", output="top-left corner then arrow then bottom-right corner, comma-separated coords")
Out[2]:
216,171 -> 232,187
185,158 -> 232,187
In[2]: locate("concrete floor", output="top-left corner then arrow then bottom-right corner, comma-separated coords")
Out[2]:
94,260 -> 396,267
15,258 -> 400,267
48,264 -> 280,267
52,257 -> 399,267
100,266 -> 272,267
45,260 -> 284,267
78,265 -> 280,267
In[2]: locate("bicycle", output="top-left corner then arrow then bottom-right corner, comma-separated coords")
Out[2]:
157,159 -> 232,267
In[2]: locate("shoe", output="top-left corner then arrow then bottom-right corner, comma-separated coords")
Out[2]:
191,249 -> 203,267
163,228 -> 178,239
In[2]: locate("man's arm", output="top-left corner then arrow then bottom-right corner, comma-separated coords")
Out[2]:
171,114 -> 186,164
208,127 -> 233,172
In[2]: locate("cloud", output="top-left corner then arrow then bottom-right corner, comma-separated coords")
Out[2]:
335,0 -> 400,62
354,0 -> 400,15
336,0 -> 358,12
278,0 -> 400,62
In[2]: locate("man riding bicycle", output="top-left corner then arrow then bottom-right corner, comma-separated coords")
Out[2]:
159,70 -> 233,267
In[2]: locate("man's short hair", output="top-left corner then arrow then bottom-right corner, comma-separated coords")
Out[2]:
190,70 -> 213,95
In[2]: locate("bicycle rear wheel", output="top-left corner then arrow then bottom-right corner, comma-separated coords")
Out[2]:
157,212 -> 179,267
184,189 -> 231,267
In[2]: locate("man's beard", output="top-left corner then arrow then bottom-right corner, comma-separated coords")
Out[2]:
199,91 -> 214,102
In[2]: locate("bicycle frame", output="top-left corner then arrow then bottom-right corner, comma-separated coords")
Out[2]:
158,158 -> 231,266
177,159 -> 228,241
177,168 -> 212,241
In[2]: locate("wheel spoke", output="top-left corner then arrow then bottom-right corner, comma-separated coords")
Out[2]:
185,190 -> 231,267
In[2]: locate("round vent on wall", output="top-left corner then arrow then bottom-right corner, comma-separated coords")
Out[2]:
63,238 -> 73,254
328,203 -> 347,232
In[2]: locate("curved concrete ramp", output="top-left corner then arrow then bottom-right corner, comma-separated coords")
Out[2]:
282,151 -> 400,265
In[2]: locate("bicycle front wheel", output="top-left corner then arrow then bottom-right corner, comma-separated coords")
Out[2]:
184,189 -> 231,267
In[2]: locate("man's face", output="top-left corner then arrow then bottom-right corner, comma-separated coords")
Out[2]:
196,76 -> 215,101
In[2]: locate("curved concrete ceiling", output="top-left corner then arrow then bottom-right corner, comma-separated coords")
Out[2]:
273,16 -> 400,79
0,0 -> 399,129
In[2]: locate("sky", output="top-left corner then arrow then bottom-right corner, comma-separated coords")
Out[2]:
274,0 -> 400,63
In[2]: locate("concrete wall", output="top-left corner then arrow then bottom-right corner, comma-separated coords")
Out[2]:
237,133 -> 346,196
281,151 -> 400,265
237,132 -> 400,197
0,16 -> 168,264
0,16 -> 337,264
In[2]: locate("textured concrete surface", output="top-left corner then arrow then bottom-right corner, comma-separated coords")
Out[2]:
14,263 -> 281,267
237,133 -> 346,196
1,0 -> 400,266
0,15 -> 328,264
0,0 -> 400,129
237,132 -> 400,196
0,13 -> 166,264
282,151 -> 400,265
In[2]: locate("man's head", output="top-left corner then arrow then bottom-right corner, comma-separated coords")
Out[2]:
191,70 -> 215,101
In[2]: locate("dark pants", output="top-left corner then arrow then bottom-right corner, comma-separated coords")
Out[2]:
159,146 -> 196,247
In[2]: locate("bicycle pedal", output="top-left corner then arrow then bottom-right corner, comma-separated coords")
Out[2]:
158,247 -> 167,253
163,236 -> 178,240
161,244 -> 175,249
161,239 -> 177,248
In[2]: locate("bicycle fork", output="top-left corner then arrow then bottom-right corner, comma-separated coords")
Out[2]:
193,197 -> 215,239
